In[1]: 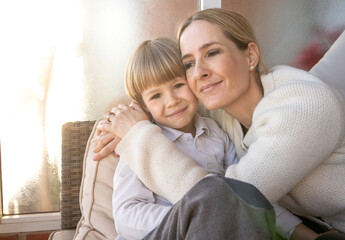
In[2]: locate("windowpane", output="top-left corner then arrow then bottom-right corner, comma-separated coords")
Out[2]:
0,0 -> 85,215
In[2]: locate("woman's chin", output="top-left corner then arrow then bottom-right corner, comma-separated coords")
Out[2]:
202,101 -> 222,111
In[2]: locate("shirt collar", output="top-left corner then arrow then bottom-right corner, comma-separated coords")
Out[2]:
156,114 -> 210,142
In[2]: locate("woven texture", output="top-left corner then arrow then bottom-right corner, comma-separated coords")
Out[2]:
61,121 -> 96,229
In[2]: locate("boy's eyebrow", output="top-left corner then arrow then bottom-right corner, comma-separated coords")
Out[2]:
143,87 -> 160,96
181,41 -> 220,61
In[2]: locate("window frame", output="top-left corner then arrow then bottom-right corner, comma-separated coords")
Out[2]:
0,212 -> 61,233
0,143 -> 60,233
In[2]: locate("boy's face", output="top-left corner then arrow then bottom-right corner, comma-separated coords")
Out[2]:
142,77 -> 198,133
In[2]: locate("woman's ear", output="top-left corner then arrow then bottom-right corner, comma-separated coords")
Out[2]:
247,42 -> 260,69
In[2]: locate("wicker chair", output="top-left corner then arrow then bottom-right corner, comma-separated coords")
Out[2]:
50,119 -> 118,240
60,121 -> 96,228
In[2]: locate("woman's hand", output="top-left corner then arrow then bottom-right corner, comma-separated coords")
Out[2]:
102,102 -> 149,139
92,120 -> 121,161
92,102 -> 149,161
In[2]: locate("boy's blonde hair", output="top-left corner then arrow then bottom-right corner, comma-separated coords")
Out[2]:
125,37 -> 185,107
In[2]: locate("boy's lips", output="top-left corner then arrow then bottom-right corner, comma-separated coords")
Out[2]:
167,107 -> 187,117
200,80 -> 223,93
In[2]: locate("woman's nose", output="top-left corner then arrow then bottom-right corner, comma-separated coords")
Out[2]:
194,60 -> 210,80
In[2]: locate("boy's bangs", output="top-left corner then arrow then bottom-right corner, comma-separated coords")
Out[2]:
137,49 -> 185,90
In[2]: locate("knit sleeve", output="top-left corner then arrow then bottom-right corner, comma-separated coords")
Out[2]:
115,120 -> 207,204
225,81 -> 343,203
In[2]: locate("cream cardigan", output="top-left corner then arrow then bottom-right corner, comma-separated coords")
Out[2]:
116,66 -> 345,231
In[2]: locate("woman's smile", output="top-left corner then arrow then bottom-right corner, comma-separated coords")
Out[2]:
200,80 -> 223,94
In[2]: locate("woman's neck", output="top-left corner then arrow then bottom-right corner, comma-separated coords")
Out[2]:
222,75 -> 263,129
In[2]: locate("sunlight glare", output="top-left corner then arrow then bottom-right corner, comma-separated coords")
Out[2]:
0,0 -> 84,214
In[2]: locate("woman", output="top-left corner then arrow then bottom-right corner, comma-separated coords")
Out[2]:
96,8 -> 345,239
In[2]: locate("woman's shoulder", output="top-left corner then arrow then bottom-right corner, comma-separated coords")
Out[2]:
257,65 -> 345,146
262,65 -> 345,108
264,65 -> 327,89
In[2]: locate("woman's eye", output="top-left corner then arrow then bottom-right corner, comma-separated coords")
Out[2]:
208,50 -> 220,57
184,62 -> 194,70
174,83 -> 185,89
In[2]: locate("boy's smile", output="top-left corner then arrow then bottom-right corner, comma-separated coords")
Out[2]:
142,77 -> 197,136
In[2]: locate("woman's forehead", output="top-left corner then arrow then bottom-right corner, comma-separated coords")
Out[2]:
180,20 -> 230,55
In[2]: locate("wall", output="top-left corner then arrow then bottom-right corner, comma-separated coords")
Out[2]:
222,0 -> 345,69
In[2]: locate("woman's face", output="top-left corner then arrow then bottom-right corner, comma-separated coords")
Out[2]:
180,20 -> 252,111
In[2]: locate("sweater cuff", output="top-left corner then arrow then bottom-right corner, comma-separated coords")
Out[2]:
116,120 -> 155,154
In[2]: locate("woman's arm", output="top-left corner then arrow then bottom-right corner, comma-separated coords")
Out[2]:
116,120 -> 208,203
225,80 -> 343,203
96,102 -> 207,203
114,80 -> 343,207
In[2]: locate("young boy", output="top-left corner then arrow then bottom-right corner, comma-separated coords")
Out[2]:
112,37 -> 238,240
111,38 -> 314,240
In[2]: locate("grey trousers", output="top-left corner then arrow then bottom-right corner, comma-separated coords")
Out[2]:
143,175 -> 276,240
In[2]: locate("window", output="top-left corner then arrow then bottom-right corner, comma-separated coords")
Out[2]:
0,0 -> 84,231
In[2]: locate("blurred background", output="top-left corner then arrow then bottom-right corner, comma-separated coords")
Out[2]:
0,0 -> 344,216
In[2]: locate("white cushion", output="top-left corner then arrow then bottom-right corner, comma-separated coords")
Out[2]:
73,119 -> 119,240
49,230 -> 76,240
310,30 -> 345,90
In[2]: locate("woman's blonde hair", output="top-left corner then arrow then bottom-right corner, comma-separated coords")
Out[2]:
125,37 -> 185,107
177,8 -> 267,74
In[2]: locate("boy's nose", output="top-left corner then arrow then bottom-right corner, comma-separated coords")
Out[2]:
166,93 -> 180,107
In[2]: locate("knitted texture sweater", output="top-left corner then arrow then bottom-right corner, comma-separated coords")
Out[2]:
116,66 -> 345,231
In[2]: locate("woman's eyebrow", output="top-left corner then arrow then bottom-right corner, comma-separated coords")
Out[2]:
181,41 -> 220,60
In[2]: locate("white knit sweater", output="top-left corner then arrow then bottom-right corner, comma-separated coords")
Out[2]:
116,66 -> 345,231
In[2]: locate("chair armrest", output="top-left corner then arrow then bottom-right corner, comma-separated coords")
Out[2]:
61,121 -> 96,229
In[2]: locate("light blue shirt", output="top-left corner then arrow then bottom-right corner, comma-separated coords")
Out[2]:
112,114 -> 238,240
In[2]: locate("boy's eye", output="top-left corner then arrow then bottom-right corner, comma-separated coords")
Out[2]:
207,49 -> 220,57
150,93 -> 161,100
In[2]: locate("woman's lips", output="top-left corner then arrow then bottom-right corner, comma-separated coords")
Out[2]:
200,81 -> 223,93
